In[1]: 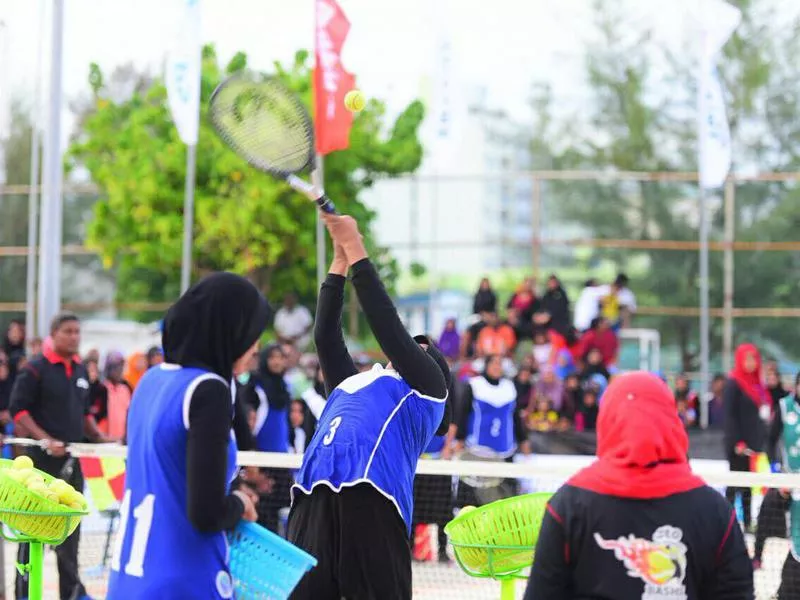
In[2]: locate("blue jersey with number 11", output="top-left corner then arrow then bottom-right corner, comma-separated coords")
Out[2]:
107,365 -> 238,600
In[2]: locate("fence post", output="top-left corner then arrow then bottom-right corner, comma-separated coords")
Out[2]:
722,178 -> 735,372
531,177 -> 542,280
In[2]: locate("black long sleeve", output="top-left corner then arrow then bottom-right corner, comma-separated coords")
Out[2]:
186,379 -> 244,533
455,384 -> 474,442
514,404 -> 527,444
708,509 -> 755,599
351,259 -> 446,399
723,379 -> 743,456
314,273 -> 358,395
523,500 -> 571,599
232,388 -> 255,451
768,403 -> 784,466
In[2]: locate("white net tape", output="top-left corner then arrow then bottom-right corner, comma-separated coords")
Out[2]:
2,444 -> 796,599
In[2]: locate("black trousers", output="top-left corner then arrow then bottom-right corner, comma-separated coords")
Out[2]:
16,452 -> 85,600
287,483 -> 411,600
779,552 -> 800,600
726,454 -> 752,529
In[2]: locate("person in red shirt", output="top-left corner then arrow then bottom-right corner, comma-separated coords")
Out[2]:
579,317 -> 618,367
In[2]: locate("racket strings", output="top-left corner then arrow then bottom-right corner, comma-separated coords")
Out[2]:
210,77 -> 314,175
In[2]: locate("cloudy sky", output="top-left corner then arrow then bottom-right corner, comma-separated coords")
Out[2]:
0,0 -> 714,141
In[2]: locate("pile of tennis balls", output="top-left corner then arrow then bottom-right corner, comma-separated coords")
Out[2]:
4,456 -> 87,510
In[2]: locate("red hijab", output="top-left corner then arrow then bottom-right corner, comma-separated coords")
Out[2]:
729,343 -> 768,407
568,371 -> 705,499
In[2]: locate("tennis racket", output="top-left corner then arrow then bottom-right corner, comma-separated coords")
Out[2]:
208,72 -> 337,214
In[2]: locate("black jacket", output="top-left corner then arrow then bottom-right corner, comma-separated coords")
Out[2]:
524,485 -> 753,600
542,286 -> 570,332
723,378 -> 768,456
10,354 -> 90,443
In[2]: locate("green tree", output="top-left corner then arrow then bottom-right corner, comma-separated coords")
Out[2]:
67,47 -> 424,317
531,0 -> 800,369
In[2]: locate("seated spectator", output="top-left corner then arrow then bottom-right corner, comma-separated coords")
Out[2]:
554,349 -> 575,380
677,397 -> 698,428
437,318 -> 461,361
535,367 -> 563,412
531,330 -> 552,372
579,317 -> 618,367
460,312 -> 489,360
146,346 -> 164,368
473,277 -> 497,314
541,275 -> 570,334
3,319 -> 25,386
673,373 -> 698,414
514,365 -> 535,413
527,396 -> 559,432
573,279 -> 604,332
506,308 -> 532,342
581,347 -> 611,382
507,278 -> 540,324
475,312 -> 516,357
559,373 -> 583,424
708,373 -> 726,429
123,351 -> 148,390
614,273 -> 637,327
574,384 -> 600,432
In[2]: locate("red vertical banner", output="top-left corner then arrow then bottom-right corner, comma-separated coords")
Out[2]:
314,0 -> 355,155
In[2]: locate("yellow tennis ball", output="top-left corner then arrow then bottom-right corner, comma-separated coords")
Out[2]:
646,549 -> 676,584
344,90 -> 366,112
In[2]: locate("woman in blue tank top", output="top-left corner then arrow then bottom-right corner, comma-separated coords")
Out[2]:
107,273 -> 271,599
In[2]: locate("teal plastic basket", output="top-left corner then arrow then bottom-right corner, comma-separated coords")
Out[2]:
228,522 -> 317,600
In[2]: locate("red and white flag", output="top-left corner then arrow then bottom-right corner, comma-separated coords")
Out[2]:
314,0 -> 355,155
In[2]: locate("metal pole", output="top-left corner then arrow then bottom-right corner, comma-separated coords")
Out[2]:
427,175 -> 438,333
722,178 -> 735,372
180,144 -> 197,294
531,177 -> 542,280
699,186 -> 710,429
315,155 -> 326,292
25,0 -> 46,338
37,0 -> 65,335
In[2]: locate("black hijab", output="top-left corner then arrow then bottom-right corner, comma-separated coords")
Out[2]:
257,344 -> 291,411
162,272 -> 271,382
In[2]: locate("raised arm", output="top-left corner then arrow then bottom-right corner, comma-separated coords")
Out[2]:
350,259 -> 445,398
321,214 -> 445,399
314,243 -> 358,395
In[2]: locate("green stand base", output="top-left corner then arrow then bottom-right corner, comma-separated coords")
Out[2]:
500,578 -> 516,600
15,541 -> 44,600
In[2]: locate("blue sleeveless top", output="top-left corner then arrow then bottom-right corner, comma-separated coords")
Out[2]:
466,376 -> 517,457
293,365 -> 446,534
107,365 -> 238,599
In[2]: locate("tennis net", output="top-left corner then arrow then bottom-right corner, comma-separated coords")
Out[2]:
1,445 -> 795,599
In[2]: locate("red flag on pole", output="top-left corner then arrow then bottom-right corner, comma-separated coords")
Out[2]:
314,0 -> 355,155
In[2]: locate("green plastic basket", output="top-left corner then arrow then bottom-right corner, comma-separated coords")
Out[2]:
444,492 -> 552,579
0,466 -> 87,545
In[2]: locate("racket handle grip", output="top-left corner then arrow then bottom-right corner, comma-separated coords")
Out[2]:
316,195 -> 337,214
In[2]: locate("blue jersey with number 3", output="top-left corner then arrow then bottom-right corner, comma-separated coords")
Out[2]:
292,365 -> 446,534
466,376 -> 517,457
107,365 -> 238,600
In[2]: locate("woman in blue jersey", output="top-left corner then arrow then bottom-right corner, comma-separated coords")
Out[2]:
107,273 -> 270,599
288,214 -> 452,600
455,354 -> 531,505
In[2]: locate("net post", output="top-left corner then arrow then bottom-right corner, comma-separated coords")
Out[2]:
180,143 -> 198,295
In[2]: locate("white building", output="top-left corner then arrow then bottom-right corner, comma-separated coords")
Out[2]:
363,94 -> 533,279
